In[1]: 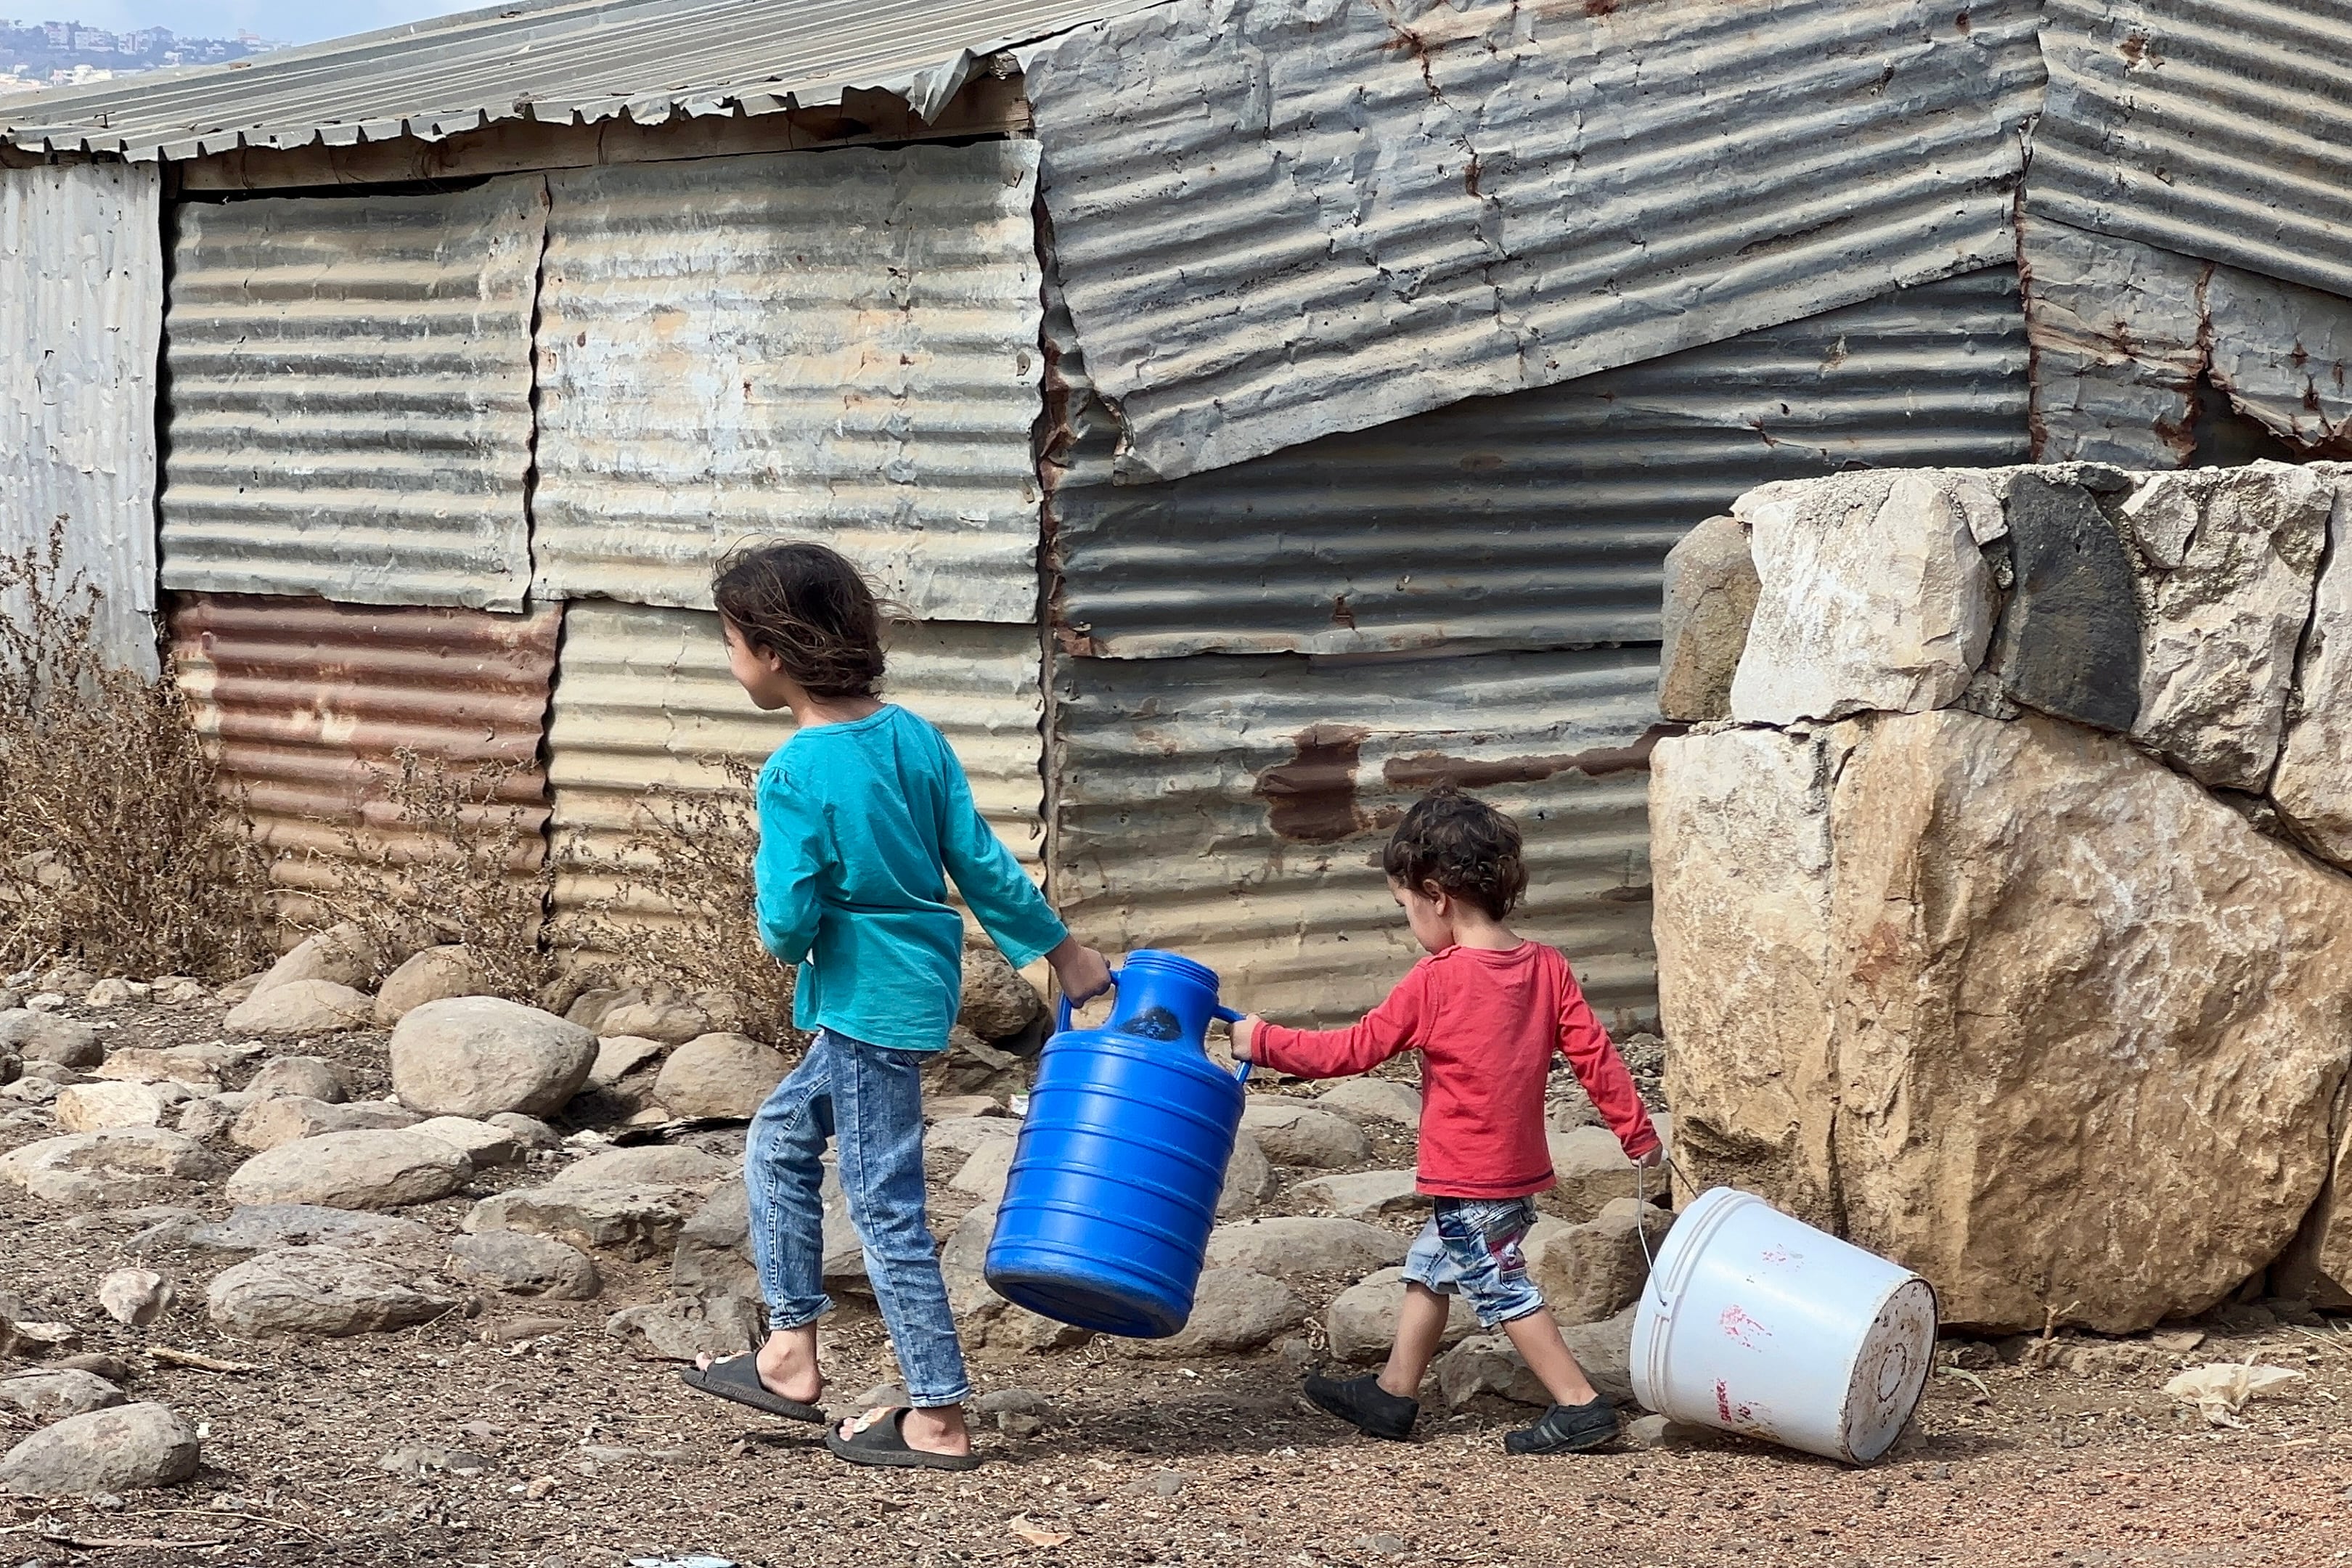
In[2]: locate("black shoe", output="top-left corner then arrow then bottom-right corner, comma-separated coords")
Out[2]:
1302,1371 -> 1419,1441
1505,1397 -> 1620,1455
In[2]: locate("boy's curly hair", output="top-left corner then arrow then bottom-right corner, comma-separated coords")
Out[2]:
1381,786 -> 1527,920
711,541 -> 886,700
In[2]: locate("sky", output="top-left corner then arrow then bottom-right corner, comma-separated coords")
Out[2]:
42,1 -> 486,46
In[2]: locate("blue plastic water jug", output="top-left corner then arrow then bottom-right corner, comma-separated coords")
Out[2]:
984,950 -> 1248,1338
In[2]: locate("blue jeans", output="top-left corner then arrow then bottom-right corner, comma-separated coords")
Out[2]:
1402,1196 -> 1545,1327
744,1028 -> 970,1408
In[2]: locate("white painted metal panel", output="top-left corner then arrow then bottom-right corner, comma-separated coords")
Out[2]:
531,142 -> 1045,623
0,162 -> 162,677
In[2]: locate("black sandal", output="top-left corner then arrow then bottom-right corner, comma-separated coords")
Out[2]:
824,1407 -> 981,1471
1505,1397 -> 1620,1455
678,1354 -> 827,1424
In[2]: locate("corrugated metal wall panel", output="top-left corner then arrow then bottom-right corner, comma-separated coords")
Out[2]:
0,163 -> 163,678
1051,645 -> 1664,1030
1052,270 -> 2030,658
547,602 -> 1045,928
1023,0 -> 2044,482
2023,215 -> 2352,466
2030,0 -> 2352,303
531,142 -> 1045,623
158,177 -> 544,610
167,592 -> 560,895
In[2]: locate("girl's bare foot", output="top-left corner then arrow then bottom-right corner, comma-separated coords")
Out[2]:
896,1403 -> 970,1458
693,1326 -> 822,1406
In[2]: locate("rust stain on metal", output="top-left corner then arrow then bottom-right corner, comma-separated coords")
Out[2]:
1255,724 -> 1374,844
1381,724 -> 1686,793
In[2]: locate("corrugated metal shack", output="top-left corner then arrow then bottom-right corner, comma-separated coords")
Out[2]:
3,0 -> 2343,1026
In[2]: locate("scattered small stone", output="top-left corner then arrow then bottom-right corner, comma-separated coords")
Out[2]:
83,979 -> 143,1008
176,1093 -> 253,1142
958,947 -> 1044,1041
96,1268 -> 174,1327
478,1315 -> 571,1344
1360,1534 -> 1410,1559
0,1402 -> 199,1496
996,1410 -> 1043,1439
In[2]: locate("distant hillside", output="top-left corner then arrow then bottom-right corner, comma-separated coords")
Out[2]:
0,18 -> 284,94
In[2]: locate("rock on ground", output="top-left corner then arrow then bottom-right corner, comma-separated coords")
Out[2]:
571,987 -> 711,1045
229,1095 -> 420,1153
605,1296 -> 761,1362
446,1232 -> 600,1299
1130,1270 -> 1300,1357
0,1010 -> 102,1069
670,1180 -> 761,1301
390,997 -> 597,1119
208,1246 -> 454,1336
0,1129 -> 224,1206
1527,1199 -> 1673,1327
1656,709 -> 2352,1333
184,1205 -> 435,1257
1433,1307 -> 1638,1410
1217,1129 -> 1278,1219
588,1035 -> 669,1090
95,1042 -> 245,1087
244,1055 -> 348,1104
1293,1169 -> 1422,1220
0,1402 -> 199,1495
1545,1124 -> 1668,1223
252,923 -> 380,996
375,945 -> 494,1026
552,1145 -> 730,1191
1315,1077 -> 1422,1127
1729,468 -> 2006,727
224,979 -> 374,1037
924,1114 -> 1016,1183
0,1369 -> 123,1421
407,1116 -> 522,1167
1203,1217 -> 1408,1281
54,1080 -> 171,1133
1659,513 -> 1762,723
2116,462 -> 2331,791
467,1185 -> 698,1262
951,1138 -> 1016,1201
1240,1101 -> 1372,1169
2272,473 -> 2352,867
96,1268 -> 174,1327
224,1129 -> 473,1212
959,945 -> 1044,1041
1325,1267 -> 1477,1363
650,1033 -> 788,1121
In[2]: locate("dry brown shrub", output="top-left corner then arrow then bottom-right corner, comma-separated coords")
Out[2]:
295,748 -> 566,1000
0,522 -> 274,980
560,757 -> 798,1045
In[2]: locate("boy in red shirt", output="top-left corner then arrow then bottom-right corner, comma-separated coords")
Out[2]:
1232,787 -> 1662,1455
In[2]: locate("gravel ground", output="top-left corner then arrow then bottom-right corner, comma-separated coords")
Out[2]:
2,997 -> 2345,1568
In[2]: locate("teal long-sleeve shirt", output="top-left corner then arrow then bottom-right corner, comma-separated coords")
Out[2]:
754,703 -> 1066,1052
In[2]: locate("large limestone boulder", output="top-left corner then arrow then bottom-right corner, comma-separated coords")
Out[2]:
1240,1100 -> 1371,1169
0,1402 -> 199,1495
2273,473 -> 2352,867
1728,469 -> 2006,727
650,1033 -> 788,1120
1325,1266 -> 1477,1363
374,945 -> 494,1026
251,922 -> 380,995
1657,513 -> 1760,723
54,1080 -> 171,1133
2115,462 -> 2331,791
465,1184 -> 698,1261
207,1246 -> 454,1336
1202,1216 -> 1408,1281
551,1145 -> 730,1191
390,997 -> 596,1119
229,1095 -> 420,1152
1129,1270 -> 1300,1358
224,1129 -> 473,1211
1314,1077 -> 1421,1127
1527,1199 -> 1673,1327
244,1055 -> 348,1104
1656,709 -> 2352,1333
0,1129 -> 224,1206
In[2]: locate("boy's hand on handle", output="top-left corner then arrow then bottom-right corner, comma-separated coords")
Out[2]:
1045,937 -> 1114,1007
1230,1014 -> 1265,1061
1633,1144 -> 1665,1169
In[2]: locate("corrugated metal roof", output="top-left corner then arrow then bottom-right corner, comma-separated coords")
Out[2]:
531,142 -> 1045,623
547,602 -> 1045,929
0,163 -> 163,679
167,591 -> 560,898
1050,269 -> 2030,658
0,0 -> 1164,163
1050,644 -> 1665,1030
158,177 -> 543,611
1022,0 -> 2044,482
2022,214 -> 2352,467
2030,0 -> 2352,303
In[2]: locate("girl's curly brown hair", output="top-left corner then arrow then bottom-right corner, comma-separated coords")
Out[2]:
1381,785 -> 1527,920
711,542 -> 887,700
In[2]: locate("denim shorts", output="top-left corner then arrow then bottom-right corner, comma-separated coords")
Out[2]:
1401,1196 -> 1545,1327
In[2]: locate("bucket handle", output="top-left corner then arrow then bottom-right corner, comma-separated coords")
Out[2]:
1635,1149 -> 1704,1312
1053,971 -> 1251,1084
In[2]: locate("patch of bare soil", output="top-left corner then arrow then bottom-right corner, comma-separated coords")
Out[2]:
2,1001 -> 2345,1568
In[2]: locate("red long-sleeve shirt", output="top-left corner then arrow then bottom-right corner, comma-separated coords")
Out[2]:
1252,942 -> 1659,1199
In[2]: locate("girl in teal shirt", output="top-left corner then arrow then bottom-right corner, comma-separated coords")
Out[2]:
682,542 -> 1110,1470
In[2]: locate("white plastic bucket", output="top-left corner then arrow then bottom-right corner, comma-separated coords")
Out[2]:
1631,1186 -> 1937,1465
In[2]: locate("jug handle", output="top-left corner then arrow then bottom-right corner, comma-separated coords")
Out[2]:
1213,1005 -> 1251,1084
1054,967 -> 1119,1034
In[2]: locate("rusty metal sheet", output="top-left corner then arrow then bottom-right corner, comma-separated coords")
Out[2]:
2030,0 -> 2352,303
158,177 -> 543,611
0,162 -> 163,678
2022,215 -> 2352,467
547,601 -> 1045,930
166,591 -> 560,897
0,0 -> 1169,161
1023,0 -> 2045,482
531,142 -> 1044,622
1050,269 -> 2029,658
1051,645 -> 1665,1030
